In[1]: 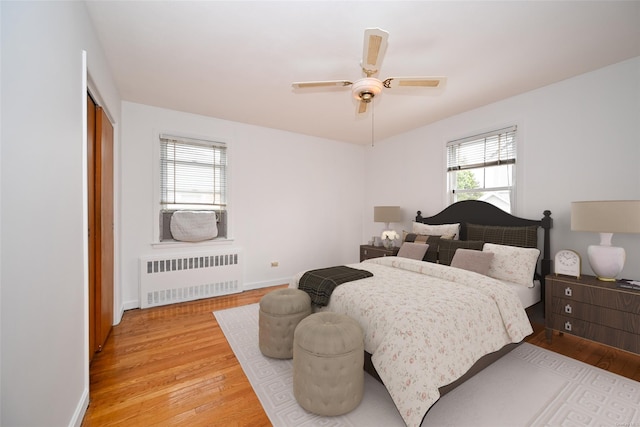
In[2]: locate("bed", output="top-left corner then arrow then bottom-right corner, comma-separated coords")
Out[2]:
414,199 -> 552,306
290,200 -> 553,426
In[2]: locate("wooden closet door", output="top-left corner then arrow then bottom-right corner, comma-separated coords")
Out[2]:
87,95 -> 97,359
87,94 -> 114,360
95,105 -> 114,352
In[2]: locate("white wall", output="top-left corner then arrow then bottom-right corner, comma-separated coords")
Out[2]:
1,2 -> 120,426
365,57 -> 640,279
119,102 -> 365,309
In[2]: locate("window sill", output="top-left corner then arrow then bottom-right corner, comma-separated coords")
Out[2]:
151,237 -> 234,249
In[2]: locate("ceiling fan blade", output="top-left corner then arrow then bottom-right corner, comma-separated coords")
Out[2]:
382,77 -> 446,89
292,80 -> 352,89
362,28 -> 389,75
357,100 -> 368,114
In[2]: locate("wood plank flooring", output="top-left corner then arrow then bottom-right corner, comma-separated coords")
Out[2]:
81,286 -> 640,426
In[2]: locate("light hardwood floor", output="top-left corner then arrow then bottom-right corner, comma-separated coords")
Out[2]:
81,285 -> 640,426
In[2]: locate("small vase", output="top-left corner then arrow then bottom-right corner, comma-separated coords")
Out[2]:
383,238 -> 393,250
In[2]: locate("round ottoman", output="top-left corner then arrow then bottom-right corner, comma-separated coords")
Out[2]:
259,288 -> 312,359
293,312 -> 364,416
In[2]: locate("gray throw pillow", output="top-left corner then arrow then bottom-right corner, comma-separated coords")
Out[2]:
397,243 -> 429,260
450,248 -> 494,276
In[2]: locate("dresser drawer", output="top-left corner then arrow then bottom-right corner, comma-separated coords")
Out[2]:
549,298 -> 640,334
548,315 -> 640,354
549,281 -> 640,313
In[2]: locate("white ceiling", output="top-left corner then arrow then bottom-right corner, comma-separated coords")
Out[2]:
85,1 -> 640,145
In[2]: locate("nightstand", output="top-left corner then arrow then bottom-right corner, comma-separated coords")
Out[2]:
360,245 -> 398,262
545,274 -> 640,354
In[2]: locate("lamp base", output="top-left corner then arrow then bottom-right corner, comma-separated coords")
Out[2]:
587,243 -> 625,281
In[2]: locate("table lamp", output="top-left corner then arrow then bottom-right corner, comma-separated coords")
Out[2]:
374,206 -> 401,248
571,200 -> 640,281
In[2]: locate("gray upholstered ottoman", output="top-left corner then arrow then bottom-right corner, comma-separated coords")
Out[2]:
293,312 -> 364,416
259,288 -> 312,359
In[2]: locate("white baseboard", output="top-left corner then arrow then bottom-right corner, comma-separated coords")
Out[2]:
112,299 -> 139,325
242,278 -> 289,290
121,299 -> 139,312
69,387 -> 89,427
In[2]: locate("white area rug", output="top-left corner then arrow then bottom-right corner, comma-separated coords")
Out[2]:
214,303 -> 640,427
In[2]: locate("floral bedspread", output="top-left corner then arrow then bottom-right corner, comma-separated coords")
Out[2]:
290,256 -> 533,427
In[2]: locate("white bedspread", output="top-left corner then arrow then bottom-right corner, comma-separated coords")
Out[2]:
291,256 -> 533,427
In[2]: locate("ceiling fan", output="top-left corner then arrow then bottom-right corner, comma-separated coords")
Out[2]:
292,28 -> 445,114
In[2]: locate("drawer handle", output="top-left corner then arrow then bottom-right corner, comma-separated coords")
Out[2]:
564,287 -> 572,297
564,304 -> 572,314
564,321 -> 572,332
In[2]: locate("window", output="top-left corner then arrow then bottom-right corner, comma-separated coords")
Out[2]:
446,126 -> 516,213
159,134 -> 228,240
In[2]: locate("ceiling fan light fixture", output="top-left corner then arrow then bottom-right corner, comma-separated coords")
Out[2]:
360,92 -> 374,102
352,77 -> 382,102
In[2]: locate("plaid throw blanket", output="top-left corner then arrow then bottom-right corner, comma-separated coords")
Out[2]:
298,266 -> 373,306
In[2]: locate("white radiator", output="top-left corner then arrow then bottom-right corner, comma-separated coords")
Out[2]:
139,249 -> 243,309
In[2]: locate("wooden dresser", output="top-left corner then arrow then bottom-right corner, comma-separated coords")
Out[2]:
359,245 -> 398,262
545,274 -> 640,354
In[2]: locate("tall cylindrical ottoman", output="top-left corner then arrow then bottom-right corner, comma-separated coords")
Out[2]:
293,312 -> 364,416
259,288 -> 312,359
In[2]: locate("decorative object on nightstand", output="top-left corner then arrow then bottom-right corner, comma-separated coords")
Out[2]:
618,279 -> 640,291
554,249 -> 581,279
374,206 -> 402,248
571,200 -> 640,281
381,230 -> 399,249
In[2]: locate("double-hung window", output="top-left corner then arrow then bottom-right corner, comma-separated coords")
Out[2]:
446,126 -> 516,213
159,134 -> 227,240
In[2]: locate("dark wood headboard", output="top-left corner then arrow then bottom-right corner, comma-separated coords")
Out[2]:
416,200 -> 553,291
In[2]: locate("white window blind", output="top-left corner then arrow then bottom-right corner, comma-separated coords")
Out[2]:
446,126 -> 517,212
447,126 -> 516,172
160,134 -> 227,209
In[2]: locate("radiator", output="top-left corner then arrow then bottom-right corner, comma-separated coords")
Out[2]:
139,249 -> 243,309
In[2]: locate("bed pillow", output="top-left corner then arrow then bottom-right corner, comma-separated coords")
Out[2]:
402,232 -> 440,263
397,243 -> 429,260
450,249 -> 494,276
467,223 -> 538,248
482,243 -> 540,287
437,239 -> 485,266
412,222 -> 459,240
